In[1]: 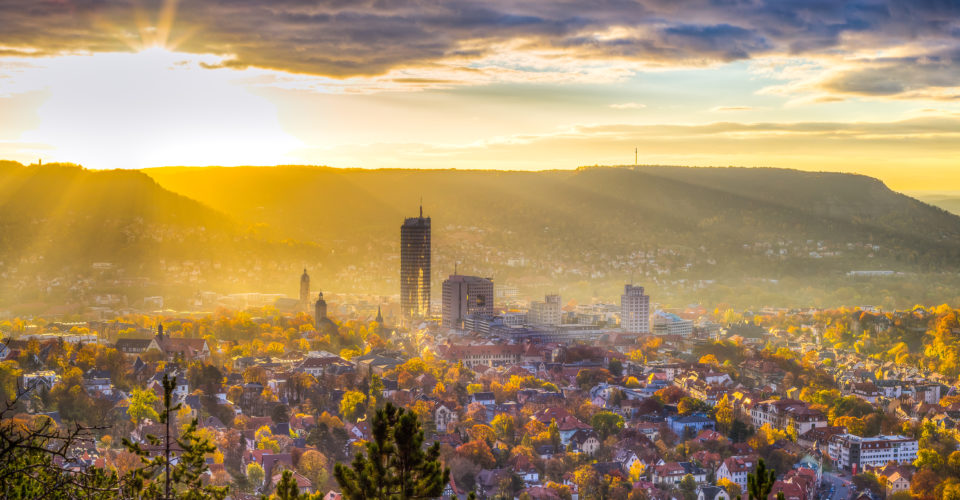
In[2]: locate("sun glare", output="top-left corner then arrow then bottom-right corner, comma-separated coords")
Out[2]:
16,49 -> 299,169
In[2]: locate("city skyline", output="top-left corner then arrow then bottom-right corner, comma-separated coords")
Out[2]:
4,3 -> 960,499
0,1 -> 958,190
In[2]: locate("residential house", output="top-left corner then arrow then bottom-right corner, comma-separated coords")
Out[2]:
716,456 -> 757,492
569,429 -> 600,455
651,462 -> 706,486
750,399 -> 826,435
697,485 -> 731,500
271,472 -> 313,495
435,404 -> 458,433
667,414 -> 716,437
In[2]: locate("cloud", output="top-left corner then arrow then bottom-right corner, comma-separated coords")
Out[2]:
0,0 -> 958,99
712,106 -> 753,112
817,49 -> 960,100
610,102 -> 645,109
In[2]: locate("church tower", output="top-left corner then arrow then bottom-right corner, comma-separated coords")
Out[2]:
299,268 -> 310,312
315,292 -> 328,325
314,291 -> 337,335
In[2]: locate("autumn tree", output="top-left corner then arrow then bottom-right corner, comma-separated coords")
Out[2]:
339,390 -> 368,423
717,477 -> 741,497
573,465 -> 602,499
491,413 -> 517,445
714,394 -> 734,435
297,450 -> 330,489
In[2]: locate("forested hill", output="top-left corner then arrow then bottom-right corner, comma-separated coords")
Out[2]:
0,162 -> 318,278
3,162 -> 960,307
146,165 -> 960,268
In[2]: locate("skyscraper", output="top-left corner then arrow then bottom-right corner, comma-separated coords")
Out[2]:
442,274 -> 494,329
620,284 -> 650,334
400,205 -> 431,321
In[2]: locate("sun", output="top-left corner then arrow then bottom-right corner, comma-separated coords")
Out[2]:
17,48 -> 300,169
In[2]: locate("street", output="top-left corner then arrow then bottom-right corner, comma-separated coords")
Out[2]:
820,471 -> 854,500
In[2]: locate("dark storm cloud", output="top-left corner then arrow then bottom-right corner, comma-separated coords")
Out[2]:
1,0 -> 958,90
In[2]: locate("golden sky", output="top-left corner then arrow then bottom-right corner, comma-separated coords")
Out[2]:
0,0 -> 959,190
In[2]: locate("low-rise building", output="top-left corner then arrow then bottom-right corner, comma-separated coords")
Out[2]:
750,399 -> 826,435
716,455 -> 757,492
828,434 -> 918,471
651,462 -> 707,486
667,414 -> 716,437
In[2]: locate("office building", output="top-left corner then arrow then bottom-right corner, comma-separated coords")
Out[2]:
620,284 -> 650,334
652,310 -> 694,336
442,274 -> 494,329
527,294 -> 561,326
400,206 -> 431,321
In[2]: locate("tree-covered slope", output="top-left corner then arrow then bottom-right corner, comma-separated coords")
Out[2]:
146,165 -> 960,272
0,162 -> 318,276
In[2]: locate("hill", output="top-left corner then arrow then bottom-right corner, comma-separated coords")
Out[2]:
2,162 -> 959,309
143,165 -> 960,306
0,162 -> 323,307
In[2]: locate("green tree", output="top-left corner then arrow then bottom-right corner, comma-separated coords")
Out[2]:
679,474 -> 697,500
747,458 -> 775,500
369,374 -> 384,400
491,413 -> 517,445
270,470 -> 312,500
914,448 -> 945,472
548,418 -> 562,452
591,411 -> 625,440
247,462 -> 266,488
128,387 -> 160,423
608,359 -> 623,377
334,402 -> 449,500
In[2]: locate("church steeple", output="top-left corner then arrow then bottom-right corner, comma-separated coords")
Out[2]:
314,292 -> 328,330
375,305 -> 384,324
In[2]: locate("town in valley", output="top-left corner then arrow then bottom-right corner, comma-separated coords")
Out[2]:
3,205 -> 958,500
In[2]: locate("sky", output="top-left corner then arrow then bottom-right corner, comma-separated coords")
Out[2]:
0,0 -> 959,190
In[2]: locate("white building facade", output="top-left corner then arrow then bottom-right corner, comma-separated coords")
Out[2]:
828,434 -> 918,471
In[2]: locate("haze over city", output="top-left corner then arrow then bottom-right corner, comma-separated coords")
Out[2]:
2,2 -> 960,500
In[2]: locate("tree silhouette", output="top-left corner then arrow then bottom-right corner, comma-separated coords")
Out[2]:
334,402 -> 449,500
123,374 -> 226,499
